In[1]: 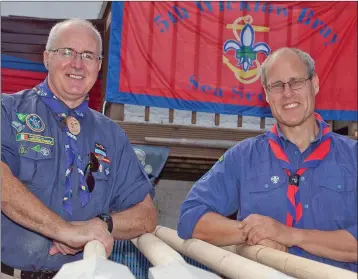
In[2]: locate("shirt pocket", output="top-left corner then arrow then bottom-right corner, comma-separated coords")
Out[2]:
312,174 -> 356,230
243,174 -> 288,220
18,142 -> 55,187
91,163 -> 111,212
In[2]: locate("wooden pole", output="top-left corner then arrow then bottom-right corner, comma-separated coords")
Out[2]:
131,233 -> 186,266
221,244 -> 357,279
153,226 -> 292,279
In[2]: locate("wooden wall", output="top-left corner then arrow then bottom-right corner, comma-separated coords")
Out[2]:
1,15 -> 106,112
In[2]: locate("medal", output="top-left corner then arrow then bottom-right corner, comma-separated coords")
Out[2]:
66,116 -> 81,135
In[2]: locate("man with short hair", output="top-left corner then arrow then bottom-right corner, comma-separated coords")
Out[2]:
1,18 -> 157,278
178,47 -> 357,271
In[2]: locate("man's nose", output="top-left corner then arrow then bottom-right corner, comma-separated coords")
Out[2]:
282,83 -> 294,98
71,54 -> 84,69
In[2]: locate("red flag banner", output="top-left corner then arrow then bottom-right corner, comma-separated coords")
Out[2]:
106,1 -> 357,120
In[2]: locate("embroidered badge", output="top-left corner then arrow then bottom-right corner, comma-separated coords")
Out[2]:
40,147 -> 50,156
271,176 -> 280,184
16,133 -> 54,145
32,145 -> 41,152
19,145 -> 29,155
11,121 -> 25,133
25,114 -> 45,132
30,145 -> 50,156
134,148 -> 146,166
16,113 -> 28,122
145,165 -> 153,174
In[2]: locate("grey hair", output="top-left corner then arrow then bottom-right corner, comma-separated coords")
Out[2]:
260,47 -> 315,87
45,18 -> 102,54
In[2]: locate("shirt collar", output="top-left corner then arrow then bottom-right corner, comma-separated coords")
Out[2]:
276,119 -> 323,144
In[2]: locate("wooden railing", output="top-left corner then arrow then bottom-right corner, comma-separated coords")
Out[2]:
105,102 -> 357,136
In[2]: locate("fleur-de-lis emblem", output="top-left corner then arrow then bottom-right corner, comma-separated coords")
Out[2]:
271,176 -> 280,184
224,24 -> 270,72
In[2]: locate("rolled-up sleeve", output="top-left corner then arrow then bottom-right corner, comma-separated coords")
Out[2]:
109,130 -> 153,212
345,224 -> 358,240
177,147 -> 241,239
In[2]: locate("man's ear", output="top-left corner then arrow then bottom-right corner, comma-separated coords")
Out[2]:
43,51 -> 49,70
311,74 -> 319,96
264,89 -> 270,103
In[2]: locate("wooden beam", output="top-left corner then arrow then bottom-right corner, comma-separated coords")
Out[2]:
145,136 -> 237,149
145,106 -> 150,122
98,1 -> 109,19
215,113 -> 220,126
191,112 -> 197,124
260,117 -> 265,129
107,103 -> 124,121
237,115 -> 243,127
169,109 -> 174,123
348,121 -> 358,137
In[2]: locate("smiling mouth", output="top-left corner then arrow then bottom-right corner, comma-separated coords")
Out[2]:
283,102 -> 299,109
66,74 -> 84,80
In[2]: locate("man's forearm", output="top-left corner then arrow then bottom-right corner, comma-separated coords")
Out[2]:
292,228 -> 357,262
192,212 -> 246,246
1,161 -> 70,242
111,194 -> 157,240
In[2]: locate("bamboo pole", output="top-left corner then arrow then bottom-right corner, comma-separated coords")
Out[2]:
83,240 -> 106,259
221,244 -> 357,279
131,233 -> 186,266
153,226 -> 292,279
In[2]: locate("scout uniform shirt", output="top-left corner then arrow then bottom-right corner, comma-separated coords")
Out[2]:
178,120 -> 357,272
1,81 -> 153,271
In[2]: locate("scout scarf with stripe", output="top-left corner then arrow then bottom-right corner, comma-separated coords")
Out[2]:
34,80 -> 90,216
266,113 -> 332,227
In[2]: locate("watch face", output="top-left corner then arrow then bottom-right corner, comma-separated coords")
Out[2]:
101,214 -> 110,221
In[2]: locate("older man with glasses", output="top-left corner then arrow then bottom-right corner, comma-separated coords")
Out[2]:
1,18 -> 157,278
178,47 -> 357,272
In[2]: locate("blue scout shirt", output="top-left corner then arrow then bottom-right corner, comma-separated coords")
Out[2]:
178,121 -> 357,272
1,87 -> 153,271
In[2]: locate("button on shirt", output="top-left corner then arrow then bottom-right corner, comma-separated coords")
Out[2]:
1,88 -> 153,271
178,122 -> 357,272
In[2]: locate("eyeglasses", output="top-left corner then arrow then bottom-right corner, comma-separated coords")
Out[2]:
84,152 -> 99,193
266,77 -> 312,94
48,48 -> 103,64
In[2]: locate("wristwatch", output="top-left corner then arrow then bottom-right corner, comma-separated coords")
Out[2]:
97,213 -> 113,233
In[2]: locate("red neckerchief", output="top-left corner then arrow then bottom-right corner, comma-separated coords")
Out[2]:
267,113 -> 332,227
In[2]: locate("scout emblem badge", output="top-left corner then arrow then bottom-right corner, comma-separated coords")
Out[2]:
66,116 -> 81,135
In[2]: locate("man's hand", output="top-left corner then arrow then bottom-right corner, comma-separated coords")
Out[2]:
242,214 -> 295,247
49,241 -> 82,256
51,218 -> 114,257
257,239 -> 288,252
